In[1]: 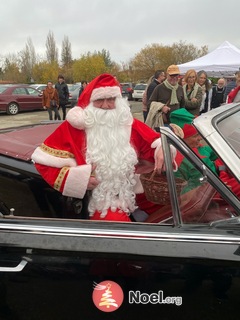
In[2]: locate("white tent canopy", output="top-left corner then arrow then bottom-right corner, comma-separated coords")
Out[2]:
178,41 -> 240,77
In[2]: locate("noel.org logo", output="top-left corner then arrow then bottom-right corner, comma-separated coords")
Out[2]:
92,280 -> 124,312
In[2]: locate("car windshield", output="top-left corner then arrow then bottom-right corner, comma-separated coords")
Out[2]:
68,85 -> 80,92
217,109 -> 240,157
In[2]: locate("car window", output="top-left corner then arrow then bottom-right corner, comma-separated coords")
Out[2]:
0,165 -> 88,219
68,85 -> 81,92
12,88 -> 27,95
134,84 -> 147,90
36,85 -> 46,91
0,86 -> 9,94
217,110 -> 240,157
173,147 -> 237,224
26,87 -> 41,96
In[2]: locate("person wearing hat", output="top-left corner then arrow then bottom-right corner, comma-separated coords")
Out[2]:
146,65 -> 185,128
182,123 -> 217,173
182,124 -> 240,199
32,73 -> 175,222
170,108 -> 195,128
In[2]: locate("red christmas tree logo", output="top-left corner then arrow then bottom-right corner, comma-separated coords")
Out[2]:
92,280 -> 124,312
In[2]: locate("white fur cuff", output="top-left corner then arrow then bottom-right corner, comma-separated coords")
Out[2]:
62,164 -> 92,198
32,147 -> 77,168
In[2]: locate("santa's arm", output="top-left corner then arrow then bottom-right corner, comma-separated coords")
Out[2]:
32,145 -> 92,198
132,119 -> 176,165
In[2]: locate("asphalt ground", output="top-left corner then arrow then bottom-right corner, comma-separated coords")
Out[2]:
0,101 -> 144,129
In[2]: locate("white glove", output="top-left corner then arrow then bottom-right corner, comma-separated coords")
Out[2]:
151,138 -> 178,172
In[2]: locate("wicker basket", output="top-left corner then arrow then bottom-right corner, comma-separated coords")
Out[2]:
140,170 -> 187,205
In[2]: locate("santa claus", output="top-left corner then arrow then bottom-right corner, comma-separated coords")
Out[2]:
31,73 -> 169,222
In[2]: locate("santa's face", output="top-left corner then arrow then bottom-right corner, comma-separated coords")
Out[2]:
92,97 -> 116,109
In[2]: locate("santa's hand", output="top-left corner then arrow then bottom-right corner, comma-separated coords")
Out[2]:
87,176 -> 99,190
151,138 -> 177,173
154,145 -> 165,173
151,138 -> 164,172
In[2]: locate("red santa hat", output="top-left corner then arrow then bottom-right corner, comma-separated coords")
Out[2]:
77,73 -> 121,108
182,123 -> 198,138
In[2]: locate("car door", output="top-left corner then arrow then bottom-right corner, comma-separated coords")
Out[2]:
12,87 -> 42,111
25,87 -> 43,110
0,127 -> 240,319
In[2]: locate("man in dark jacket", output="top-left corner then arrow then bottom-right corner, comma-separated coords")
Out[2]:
211,78 -> 226,109
146,70 -> 165,102
55,75 -> 69,120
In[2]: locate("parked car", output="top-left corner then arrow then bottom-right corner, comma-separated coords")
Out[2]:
132,83 -> 147,101
0,84 -> 43,115
67,84 -> 81,108
30,84 -> 47,93
120,82 -> 134,100
0,103 -> 240,319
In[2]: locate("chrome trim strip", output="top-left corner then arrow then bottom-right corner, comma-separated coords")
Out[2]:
0,223 -> 240,244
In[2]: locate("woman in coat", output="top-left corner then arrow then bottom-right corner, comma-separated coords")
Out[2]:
182,69 -> 202,116
197,70 -> 212,114
42,81 -> 60,120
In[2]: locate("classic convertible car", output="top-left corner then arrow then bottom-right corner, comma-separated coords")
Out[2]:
0,103 -> 240,319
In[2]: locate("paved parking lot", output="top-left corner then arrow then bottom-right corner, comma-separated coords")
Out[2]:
0,101 -> 143,129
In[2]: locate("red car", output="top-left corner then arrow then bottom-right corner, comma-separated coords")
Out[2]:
0,84 -> 43,115
120,82 -> 134,100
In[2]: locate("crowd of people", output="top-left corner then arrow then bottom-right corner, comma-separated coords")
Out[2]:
144,65 -> 240,126
31,67 -> 240,223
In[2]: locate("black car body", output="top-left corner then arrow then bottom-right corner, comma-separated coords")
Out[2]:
0,104 -> 240,319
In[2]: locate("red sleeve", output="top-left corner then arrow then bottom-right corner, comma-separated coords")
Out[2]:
35,163 -> 68,193
228,86 -> 240,103
130,118 -> 160,162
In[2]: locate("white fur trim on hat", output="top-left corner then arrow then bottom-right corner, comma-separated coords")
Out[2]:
31,147 -> 77,168
90,86 -> 121,101
62,164 -> 91,198
66,106 -> 86,130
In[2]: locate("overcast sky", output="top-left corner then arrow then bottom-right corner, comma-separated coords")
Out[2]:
1,0 -> 240,64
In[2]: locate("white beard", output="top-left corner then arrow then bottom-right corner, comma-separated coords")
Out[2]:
83,97 -> 138,218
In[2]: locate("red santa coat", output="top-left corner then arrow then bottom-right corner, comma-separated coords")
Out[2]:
215,159 -> 240,198
32,118 -> 160,220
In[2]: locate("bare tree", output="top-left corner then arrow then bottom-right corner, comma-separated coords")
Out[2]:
172,40 -> 208,64
95,49 -> 113,68
46,30 -> 58,63
19,37 -> 36,82
61,35 -> 72,67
